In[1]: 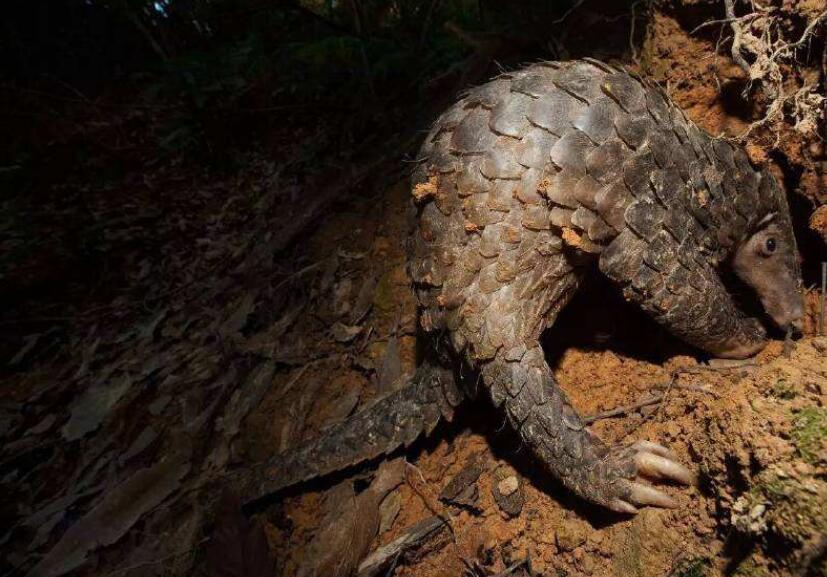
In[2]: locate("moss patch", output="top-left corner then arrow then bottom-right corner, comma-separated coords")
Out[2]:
791,407 -> 827,464
672,556 -> 711,577
733,557 -> 771,577
769,378 -> 796,400
750,471 -> 827,545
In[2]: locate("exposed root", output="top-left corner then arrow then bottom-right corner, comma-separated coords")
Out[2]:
704,1 -> 826,142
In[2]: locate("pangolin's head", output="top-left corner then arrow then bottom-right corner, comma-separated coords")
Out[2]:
731,174 -> 804,333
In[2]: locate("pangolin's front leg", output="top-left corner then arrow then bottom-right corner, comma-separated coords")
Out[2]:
455,256 -> 694,513
479,345 -> 694,512
600,228 -> 767,359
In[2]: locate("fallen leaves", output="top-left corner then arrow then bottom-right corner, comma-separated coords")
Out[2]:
204,493 -> 274,577
297,459 -> 405,577
61,374 -> 134,441
1,131 -> 419,577
30,454 -> 190,577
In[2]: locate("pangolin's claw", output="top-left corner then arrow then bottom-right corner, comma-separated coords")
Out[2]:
634,451 -> 696,486
609,499 -> 639,514
630,440 -> 677,460
628,481 -> 677,508
604,440 -> 696,514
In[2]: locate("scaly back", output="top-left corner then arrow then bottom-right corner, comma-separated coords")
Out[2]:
408,59 -> 786,357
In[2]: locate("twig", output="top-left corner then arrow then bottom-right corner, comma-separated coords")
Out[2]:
356,516 -> 445,577
699,357 -> 758,370
821,262 -> 826,336
778,10 -> 826,54
724,0 -> 752,76
553,0 -> 588,24
271,260 -> 325,293
405,463 -> 455,534
584,372 -> 723,424
102,538 -> 209,576
583,393 -> 663,424
655,375 -> 676,421
672,383 -> 721,399
691,14 -> 758,35
275,363 -> 313,401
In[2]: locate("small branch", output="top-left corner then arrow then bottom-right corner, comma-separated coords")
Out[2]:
781,10 -> 827,54
357,516 -> 445,577
667,360 -> 756,378
691,14 -> 758,35
553,0 -> 588,24
405,463 -> 455,534
821,262 -> 826,336
672,383 -> 721,399
724,0 -> 752,77
584,372 -> 723,424
583,393 -> 663,425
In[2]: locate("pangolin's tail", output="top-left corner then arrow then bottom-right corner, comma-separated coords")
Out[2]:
236,363 -> 463,505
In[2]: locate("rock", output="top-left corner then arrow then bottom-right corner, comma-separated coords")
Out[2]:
555,518 -> 589,552
497,476 -> 519,496
440,457 -> 484,510
491,466 -> 523,518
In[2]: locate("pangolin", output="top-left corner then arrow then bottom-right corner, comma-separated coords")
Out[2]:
238,60 -> 804,514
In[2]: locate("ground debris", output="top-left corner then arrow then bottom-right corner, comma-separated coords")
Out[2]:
491,465 -> 523,518
61,374 -> 133,441
295,459 -> 405,577
29,453 -> 190,577
356,516 -> 446,577
203,492 -> 274,577
439,456 -> 484,510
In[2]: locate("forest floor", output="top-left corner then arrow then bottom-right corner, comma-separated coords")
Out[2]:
1,1 -> 826,577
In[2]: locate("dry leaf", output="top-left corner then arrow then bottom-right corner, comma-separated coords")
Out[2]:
29,454 -> 190,577
330,322 -> 363,343
203,492 -> 273,577
297,459 -> 405,577
61,374 -> 133,441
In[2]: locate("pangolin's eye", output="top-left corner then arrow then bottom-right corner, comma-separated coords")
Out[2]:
765,238 -> 776,253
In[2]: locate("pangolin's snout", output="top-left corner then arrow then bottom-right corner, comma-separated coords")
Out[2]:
768,296 -> 804,334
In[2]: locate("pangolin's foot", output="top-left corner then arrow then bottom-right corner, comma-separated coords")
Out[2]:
602,440 -> 696,514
